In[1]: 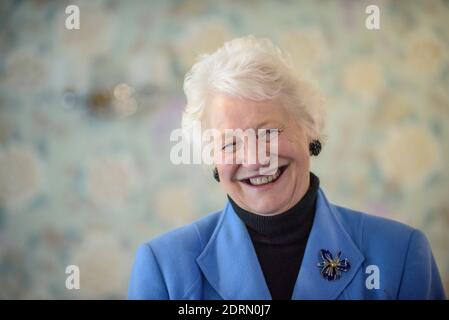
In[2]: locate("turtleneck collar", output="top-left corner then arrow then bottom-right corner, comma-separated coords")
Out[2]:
228,171 -> 320,244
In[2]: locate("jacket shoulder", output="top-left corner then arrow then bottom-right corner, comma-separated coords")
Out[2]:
129,210 -> 223,299
332,204 -> 445,299
332,204 -> 416,249
145,209 -> 223,280
149,209 -> 222,254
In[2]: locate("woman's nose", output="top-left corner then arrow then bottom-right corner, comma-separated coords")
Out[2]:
240,143 -> 270,170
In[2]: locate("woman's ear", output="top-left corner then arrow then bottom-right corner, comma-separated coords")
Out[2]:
309,139 -> 322,156
213,167 -> 220,182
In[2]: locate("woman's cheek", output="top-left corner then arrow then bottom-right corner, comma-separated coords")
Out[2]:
217,164 -> 236,182
276,138 -> 294,158
282,131 -> 309,158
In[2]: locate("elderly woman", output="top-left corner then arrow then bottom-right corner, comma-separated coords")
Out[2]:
128,36 -> 445,300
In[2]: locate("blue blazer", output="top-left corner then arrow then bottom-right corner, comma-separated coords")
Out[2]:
128,188 -> 446,300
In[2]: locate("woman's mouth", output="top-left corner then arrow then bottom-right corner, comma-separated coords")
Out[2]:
240,165 -> 288,187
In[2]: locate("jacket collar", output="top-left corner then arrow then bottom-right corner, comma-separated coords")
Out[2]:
196,187 -> 365,300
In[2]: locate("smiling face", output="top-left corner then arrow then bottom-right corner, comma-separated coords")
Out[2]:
207,93 -> 311,215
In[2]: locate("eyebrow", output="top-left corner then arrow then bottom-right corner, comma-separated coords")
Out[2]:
254,121 -> 273,130
226,120 -> 280,132
255,120 -> 286,133
219,121 -> 281,142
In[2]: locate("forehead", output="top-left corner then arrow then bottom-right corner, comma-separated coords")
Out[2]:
207,94 -> 288,131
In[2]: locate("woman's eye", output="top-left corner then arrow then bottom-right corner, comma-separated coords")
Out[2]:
258,129 -> 279,141
258,131 -> 267,140
222,142 -> 236,152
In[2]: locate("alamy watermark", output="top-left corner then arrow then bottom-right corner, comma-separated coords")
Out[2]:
65,265 -> 80,290
365,5 -> 380,30
65,5 -> 80,30
170,121 -> 279,175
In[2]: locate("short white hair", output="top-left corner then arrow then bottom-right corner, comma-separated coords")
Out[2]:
182,35 -> 326,144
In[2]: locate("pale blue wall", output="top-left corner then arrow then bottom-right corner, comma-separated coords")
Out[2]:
0,0 -> 448,298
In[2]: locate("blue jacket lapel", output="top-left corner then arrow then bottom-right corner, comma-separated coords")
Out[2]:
196,202 -> 272,300
292,188 -> 365,299
197,187 -> 364,300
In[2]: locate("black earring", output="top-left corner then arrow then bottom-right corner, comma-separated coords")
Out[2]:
309,139 -> 322,156
213,167 -> 220,182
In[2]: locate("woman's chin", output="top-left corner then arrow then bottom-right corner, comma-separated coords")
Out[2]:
244,198 -> 290,216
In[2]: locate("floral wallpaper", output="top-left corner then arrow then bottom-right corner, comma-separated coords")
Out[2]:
0,0 -> 448,299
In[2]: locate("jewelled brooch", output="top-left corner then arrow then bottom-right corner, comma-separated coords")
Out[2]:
317,249 -> 351,281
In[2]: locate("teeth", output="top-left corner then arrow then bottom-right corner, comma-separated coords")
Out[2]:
249,168 -> 281,186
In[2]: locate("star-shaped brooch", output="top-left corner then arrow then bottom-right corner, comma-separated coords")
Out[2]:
317,249 -> 351,281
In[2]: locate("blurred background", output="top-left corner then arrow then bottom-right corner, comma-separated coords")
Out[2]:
0,0 -> 448,299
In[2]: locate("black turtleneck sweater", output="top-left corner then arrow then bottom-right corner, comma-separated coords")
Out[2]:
228,172 -> 319,300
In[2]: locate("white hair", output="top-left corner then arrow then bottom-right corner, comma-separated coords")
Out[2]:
182,35 -> 326,145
